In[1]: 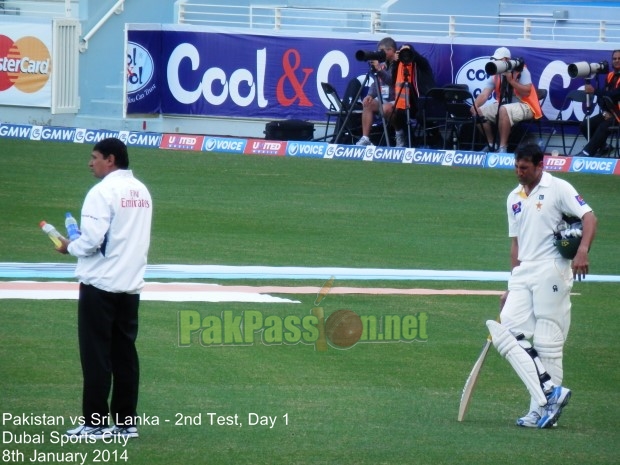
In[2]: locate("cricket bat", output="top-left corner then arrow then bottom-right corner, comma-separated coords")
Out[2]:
457,334 -> 492,422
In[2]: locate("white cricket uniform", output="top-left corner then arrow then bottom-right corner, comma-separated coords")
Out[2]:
502,171 -> 592,388
68,169 -> 153,294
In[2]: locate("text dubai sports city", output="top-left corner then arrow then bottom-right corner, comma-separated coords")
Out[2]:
2,414 -> 131,447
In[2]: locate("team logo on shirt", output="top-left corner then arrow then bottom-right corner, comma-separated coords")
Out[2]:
512,202 -> 522,215
575,195 -> 586,206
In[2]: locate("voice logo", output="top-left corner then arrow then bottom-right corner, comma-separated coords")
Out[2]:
487,153 -> 514,169
570,157 -> 615,174
287,141 -> 326,158
204,137 -> 246,153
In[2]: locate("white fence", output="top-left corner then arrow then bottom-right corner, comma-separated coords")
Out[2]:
176,3 -> 620,43
0,0 -> 78,18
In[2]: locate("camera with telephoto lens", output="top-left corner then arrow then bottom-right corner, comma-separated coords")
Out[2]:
567,60 -> 609,78
355,49 -> 387,62
485,57 -> 525,75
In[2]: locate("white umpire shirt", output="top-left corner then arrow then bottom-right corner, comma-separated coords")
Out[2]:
68,169 -> 153,294
507,171 -> 592,263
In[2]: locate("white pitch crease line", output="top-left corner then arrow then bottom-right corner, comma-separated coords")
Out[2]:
0,263 -> 619,282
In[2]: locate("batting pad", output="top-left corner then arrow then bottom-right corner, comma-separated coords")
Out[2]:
534,319 -> 565,386
486,320 -> 548,406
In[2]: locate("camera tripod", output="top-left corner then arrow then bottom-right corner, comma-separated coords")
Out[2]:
582,76 -> 599,140
335,63 -> 391,146
390,63 -> 414,147
486,74 -> 514,151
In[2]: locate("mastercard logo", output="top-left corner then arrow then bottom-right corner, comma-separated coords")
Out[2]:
0,35 -> 52,93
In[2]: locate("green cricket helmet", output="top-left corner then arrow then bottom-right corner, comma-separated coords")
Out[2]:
553,216 -> 583,260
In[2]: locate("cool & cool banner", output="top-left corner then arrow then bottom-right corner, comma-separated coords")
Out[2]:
125,25 -> 611,122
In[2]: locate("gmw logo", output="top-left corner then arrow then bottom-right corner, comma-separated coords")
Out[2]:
0,35 -> 51,93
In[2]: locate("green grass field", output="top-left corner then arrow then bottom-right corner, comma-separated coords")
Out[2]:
1,139 -> 619,465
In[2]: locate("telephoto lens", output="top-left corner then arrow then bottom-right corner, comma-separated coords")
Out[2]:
355,49 -> 387,62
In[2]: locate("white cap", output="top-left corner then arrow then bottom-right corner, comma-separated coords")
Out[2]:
491,47 -> 511,60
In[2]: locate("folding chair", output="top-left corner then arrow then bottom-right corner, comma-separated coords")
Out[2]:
543,89 -> 593,156
318,81 -> 362,144
442,86 -> 482,151
602,96 -> 620,158
514,88 -> 548,147
417,87 -> 447,148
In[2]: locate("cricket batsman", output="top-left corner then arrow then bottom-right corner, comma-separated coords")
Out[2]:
487,143 -> 597,428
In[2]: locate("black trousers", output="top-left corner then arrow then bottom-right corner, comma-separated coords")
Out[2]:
581,113 -> 613,155
78,283 -> 140,427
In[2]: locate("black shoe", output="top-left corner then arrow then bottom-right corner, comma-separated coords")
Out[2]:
573,150 -> 590,157
597,144 -> 613,157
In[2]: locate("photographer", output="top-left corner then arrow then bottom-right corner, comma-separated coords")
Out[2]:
472,47 -> 542,153
392,44 -> 436,147
356,37 -> 398,146
575,49 -> 620,157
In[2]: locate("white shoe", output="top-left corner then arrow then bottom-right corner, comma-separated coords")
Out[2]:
516,410 -> 541,428
355,136 -> 372,146
108,425 -> 139,438
65,425 -> 111,439
395,131 -> 406,147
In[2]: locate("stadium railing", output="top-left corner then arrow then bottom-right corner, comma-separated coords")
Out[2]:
175,3 -> 620,43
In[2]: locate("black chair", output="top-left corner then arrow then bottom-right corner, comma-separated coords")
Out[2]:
514,88 -> 548,148
442,86 -> 483,151
543,89 -> 593,156
417,87 -> 447,148
318,81 -> 362,144
601,95 -> 620,158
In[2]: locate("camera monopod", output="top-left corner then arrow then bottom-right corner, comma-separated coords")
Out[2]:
567,61 -> 608,140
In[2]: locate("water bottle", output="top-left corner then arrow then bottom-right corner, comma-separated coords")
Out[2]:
39,221 -> 64,248
64,212 -> 81,241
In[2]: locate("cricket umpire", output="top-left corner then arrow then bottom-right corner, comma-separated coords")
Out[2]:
487,143 -> 597,428
56,137 -> 153,439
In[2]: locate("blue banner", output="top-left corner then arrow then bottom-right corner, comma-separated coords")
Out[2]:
126,29 -> 162,114
125,26 -> 613,124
